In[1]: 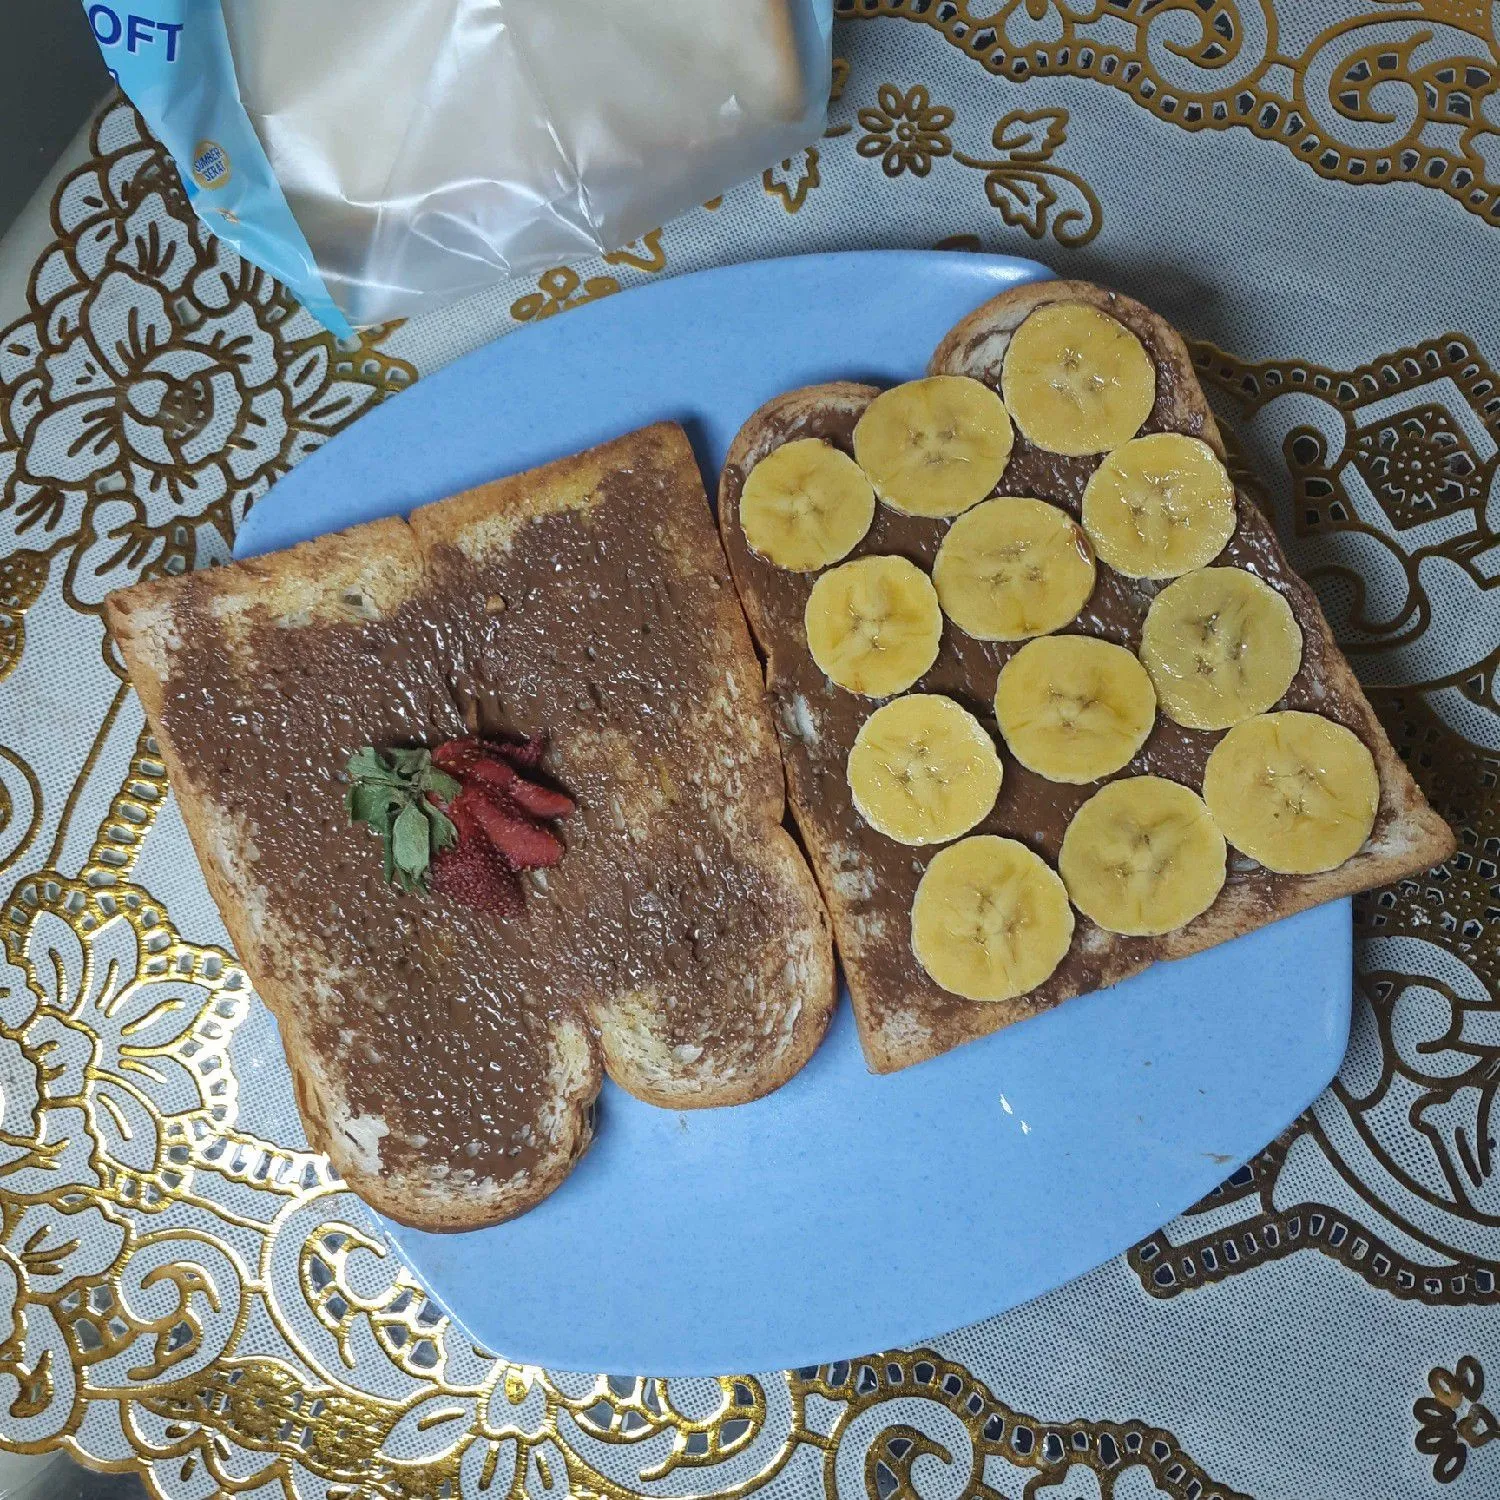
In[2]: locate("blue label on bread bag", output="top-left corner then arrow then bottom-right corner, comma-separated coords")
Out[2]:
82,1 -> 353,337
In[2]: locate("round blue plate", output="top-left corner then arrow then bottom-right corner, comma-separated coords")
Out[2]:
238,251 -> 1351,1375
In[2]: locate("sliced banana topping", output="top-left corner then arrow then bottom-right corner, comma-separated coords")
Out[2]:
1059,775 -> 1226,936
995,635 -> 1156,785
848,694 -> 1002,846
1202,711 -> 1378,874
932,497 -> 1096,641
1001,302 -> 1156,456
740,437 -> 875,571
1140,567 -> 1302,730
804,554 -> 943,698
911,835 -> 1074,1002
1082,433 -> 1236,578
852,375 -> 1014,517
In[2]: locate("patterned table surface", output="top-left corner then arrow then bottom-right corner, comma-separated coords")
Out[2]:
0,6 -> 1496,1499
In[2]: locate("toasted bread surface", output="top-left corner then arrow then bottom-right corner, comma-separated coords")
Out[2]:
719,282 -> 1454,1073
107,423 -> 834,1227
408,424 -> 834,1107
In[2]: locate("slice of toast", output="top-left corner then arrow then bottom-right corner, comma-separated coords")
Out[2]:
106,423 -> 834,1228
718,281 -> 1454,1074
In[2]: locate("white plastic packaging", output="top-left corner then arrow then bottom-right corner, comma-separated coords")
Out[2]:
218,0 -> 831,325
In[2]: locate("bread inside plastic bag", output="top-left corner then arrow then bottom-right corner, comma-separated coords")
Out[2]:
221,0 -> 829,324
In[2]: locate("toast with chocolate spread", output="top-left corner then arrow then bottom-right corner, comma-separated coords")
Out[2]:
106,423 -> 835,1228
718,280 -> 1453,1073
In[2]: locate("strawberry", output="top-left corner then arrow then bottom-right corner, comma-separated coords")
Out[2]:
498,733 -> 547,769
505,775 -> 575,820
344,745 -> 461,893
432,737 -> 484,776
351,734 -> 572,911
455,742 -> 575,818
463,754 -> 518,794
457,785 -> 565,869
431,801 -> 522,916
434,733 -> 547,775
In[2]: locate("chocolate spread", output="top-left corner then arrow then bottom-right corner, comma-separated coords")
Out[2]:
720,297 -> 1393,1064
158,461 -> 797,1190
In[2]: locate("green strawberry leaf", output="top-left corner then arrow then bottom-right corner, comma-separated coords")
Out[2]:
392,802 -> 432,883
347,746 -> 393,780
425,802 -> 458,852
348,781 -> 399,826
387,747 -> 430,777
420,766 -> 462,802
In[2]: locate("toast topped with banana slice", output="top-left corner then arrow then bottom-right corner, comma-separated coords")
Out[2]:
106,424 -> 834,1229
718,280 -> 1454,1073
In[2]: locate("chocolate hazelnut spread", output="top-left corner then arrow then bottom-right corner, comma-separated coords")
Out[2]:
720,311 -> 1392,1063
156,461 -> 802,1189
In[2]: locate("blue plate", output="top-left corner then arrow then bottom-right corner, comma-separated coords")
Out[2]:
238,251 -> 1351,1375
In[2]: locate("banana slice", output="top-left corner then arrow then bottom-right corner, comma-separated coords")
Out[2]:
1059,776 -> 1226,936
995,635 -> 1156,784
1202,711 -> 1379,874
1140,568 -> 1303,730
740,438 -> 875,571
848,694 -> 1002,846
852,376 -> 1014,517
805,554 -> 943,698
911,835 -> 1074,1002
1001,303 -> 1155,455
1082,433 -> 1236,578
932,497 -> 1096,641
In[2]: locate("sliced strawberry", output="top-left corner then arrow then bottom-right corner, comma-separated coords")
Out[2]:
498,733 -> 547,770
438,733 -> 552,777
433,737 -> 484,775
459,786 -> 565,869
464,754 -> 518,794
506,776 -> 575,820
446,794 -> 484,842
466,755 -> 572,817
431,801 -> 522,915
432,842 -> 522,916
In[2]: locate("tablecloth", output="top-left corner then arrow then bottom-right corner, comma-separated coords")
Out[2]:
0,6 -> 1495,1498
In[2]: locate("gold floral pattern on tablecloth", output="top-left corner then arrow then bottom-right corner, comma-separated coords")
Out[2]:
510,265 -> 623,324
1415,1356 -> 1497,1483
840,0 -> 1500,225
764,148 -> 824,212
859,82 -> 956,175
852,79 -> 1101,243
1,1 -> 1497,1490
952,107 -> 1101,245
0,105 -> 413,617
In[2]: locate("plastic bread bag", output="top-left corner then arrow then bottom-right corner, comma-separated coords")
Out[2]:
84,0 -> 833,334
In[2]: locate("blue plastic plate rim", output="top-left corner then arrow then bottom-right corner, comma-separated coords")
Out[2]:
237,250 -> 1351,1376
